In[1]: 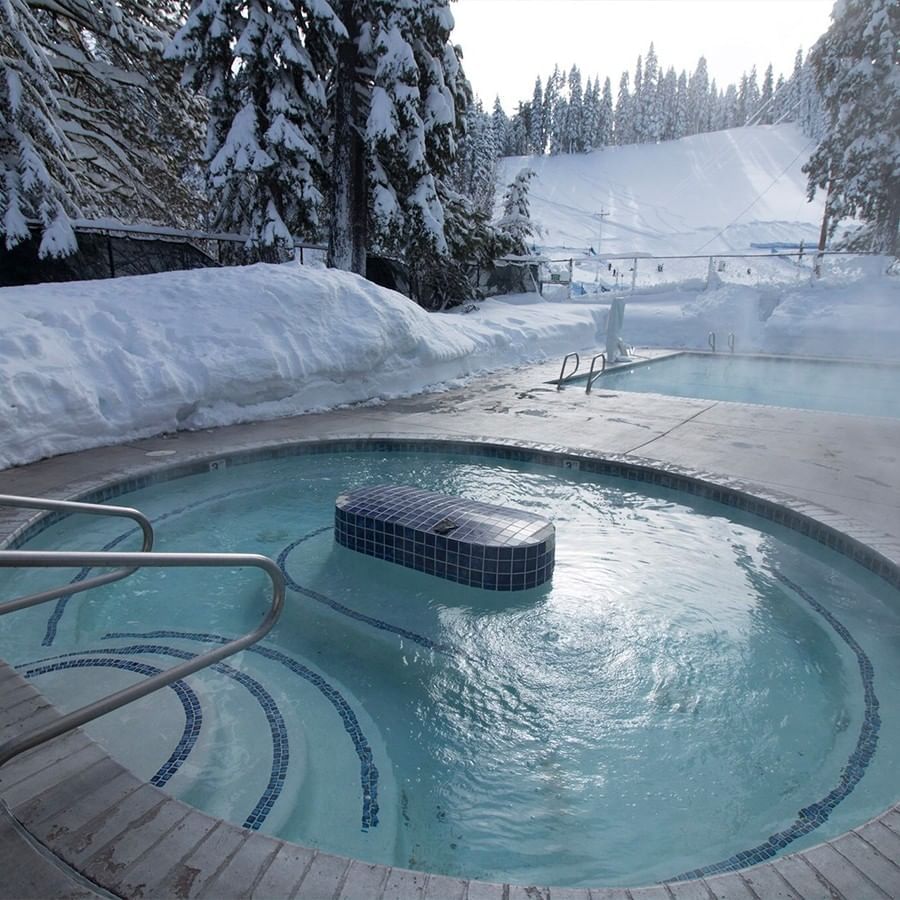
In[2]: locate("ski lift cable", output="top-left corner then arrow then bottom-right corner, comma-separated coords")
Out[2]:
692,137 -> 816,254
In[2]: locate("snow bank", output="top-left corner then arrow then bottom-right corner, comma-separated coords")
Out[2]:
0,264 -> 606,469
622,270 -> 900,359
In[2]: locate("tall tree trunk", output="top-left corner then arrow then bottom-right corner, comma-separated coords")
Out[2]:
327,3 -> 366,275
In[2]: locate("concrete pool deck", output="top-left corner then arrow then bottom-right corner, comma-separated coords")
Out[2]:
2,355 -> 900,899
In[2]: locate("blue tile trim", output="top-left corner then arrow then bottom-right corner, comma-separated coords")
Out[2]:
40,486 -> 259,647
24,644 -> 288,831
102,630 -> 380,831
277,527 -> 451,656
21,656 -> 201,788
669,568 -> 882,880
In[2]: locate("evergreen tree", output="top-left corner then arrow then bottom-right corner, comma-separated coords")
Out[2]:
599,77 -> 614,147
1,0 -> 78,255
631,54 -> 644,141
659,66 -> 677,140
642,43 -> 660,142
566,65 -> 584,152
687,56 -> 710,134
542,65 -> 561,154
804,0 -> 899,254
614,71 -> 631,144
3,0 -> 205,254
758,63 -> 775,124
172,0 -> 339,258
673,70 -> 688,138
491,96 -> 509,156
529,76 -> 544,154
496,166 -> 535,254
549,94 -> 567,155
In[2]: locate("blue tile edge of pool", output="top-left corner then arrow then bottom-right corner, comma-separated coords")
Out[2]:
4,436 -> 899,595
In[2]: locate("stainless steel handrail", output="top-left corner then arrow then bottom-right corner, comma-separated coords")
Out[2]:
557,352 -> 580,389
0,551 -> 285,768
0,495 -> 154,615
585,353 -> 607,394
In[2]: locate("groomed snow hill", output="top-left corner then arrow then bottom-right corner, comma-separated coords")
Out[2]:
1,124 -> 897,470
497,124 -> 826,257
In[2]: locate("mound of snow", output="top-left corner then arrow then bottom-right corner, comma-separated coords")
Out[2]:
0,264 -> 608,469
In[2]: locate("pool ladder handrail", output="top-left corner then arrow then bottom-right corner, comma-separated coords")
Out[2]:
0,494 -> 155,614
585,353 -> 607,394
557,352 -> 580,389
0,496 -> 285,769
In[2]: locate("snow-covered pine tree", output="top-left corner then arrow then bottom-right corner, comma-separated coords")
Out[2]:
745,65 -> 760,123
582,76 -> 596,150
631,54 -> 643,142
659,66 -> 677,140
722,83 -> 739,128
3,0 -> 205,254
496,166 -> 535,255
549,93 -> 567,155
599,77 -> 614,147
362,0 -> 469,277
171,0 -> 342,259
687,56 -> 710,135
673,70 -> 688,138
566,65 -> 584,153
542,65 -> 561,153
642,43 -> 660,142
798,52 -> 824,138
758,64 -> 774,124
490,97 -> 509,155
803,0 -> 899,254
614,71 -> 631,144
1,0 -> 79,255
529,76 -> 544,154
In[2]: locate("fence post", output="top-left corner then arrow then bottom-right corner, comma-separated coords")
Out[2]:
106,235 -> 115,278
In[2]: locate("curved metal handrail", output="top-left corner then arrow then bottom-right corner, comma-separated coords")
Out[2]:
0,494 -> 154,615
0,551 -> 285,768
585,353 -> 607,394
557,352 -> 580,389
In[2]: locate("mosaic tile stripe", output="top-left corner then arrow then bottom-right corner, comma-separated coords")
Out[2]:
21,656 -> 201,788
103,629 -> 380,831
277,527 -> 452,656
669,568 -> 882,880
25,644 -> 288,831
40,486 -> 260,647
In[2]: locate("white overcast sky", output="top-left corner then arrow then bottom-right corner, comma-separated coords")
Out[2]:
451,0 -> 836,111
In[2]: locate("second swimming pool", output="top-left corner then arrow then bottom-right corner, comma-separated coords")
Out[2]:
584,353 -> 900,418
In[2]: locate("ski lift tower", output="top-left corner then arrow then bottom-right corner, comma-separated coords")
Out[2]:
594,208 -> 610,283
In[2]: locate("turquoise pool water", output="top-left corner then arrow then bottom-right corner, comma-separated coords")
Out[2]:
2,450 -> 899,887
589,353 -> 900,418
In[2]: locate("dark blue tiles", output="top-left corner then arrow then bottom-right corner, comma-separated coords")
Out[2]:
335,485 -> 555,591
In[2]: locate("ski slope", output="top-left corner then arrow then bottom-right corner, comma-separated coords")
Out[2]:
497,124 -> 824,258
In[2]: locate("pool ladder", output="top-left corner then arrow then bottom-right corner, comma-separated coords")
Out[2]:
557,352 -> 607,394
707,332 -> 737,353
0,494 -> 285,769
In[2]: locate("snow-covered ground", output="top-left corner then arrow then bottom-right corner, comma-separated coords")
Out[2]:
497,124 -> 826,258
1,124 -> 897,471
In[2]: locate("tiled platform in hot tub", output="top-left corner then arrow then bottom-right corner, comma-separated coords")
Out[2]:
335,484 -> 555,590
